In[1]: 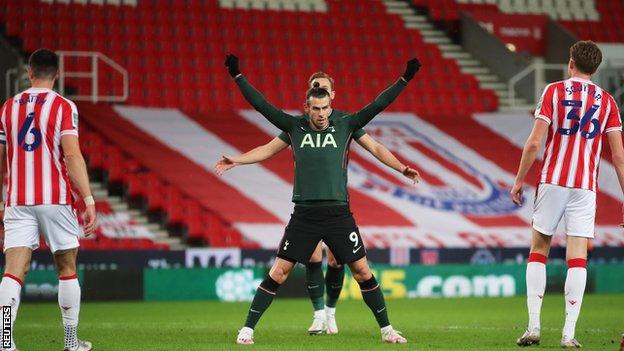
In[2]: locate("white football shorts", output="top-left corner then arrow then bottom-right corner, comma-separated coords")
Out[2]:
532,183 -> 596,238
3,205 -> 81,253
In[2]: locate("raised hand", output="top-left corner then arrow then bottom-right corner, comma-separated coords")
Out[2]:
401,58 -> 422,82
402,166 -> 421,184
224,54 -> 241,78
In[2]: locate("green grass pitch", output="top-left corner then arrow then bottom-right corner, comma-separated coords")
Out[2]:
13,294 -> 623,350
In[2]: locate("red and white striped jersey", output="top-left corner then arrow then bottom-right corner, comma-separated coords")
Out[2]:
0,87 -> 79,206
535,77 -> 622,192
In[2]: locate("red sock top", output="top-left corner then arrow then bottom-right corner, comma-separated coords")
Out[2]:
59,274 -> 78,280
528,252 -> 548,264
567,258 -> 587,268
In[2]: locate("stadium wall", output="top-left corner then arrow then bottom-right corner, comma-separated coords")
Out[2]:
460,12 -> 534,101
544,20 -> 578,83
0,33 -> 22,99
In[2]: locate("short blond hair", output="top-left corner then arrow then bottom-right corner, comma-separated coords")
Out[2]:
308,72 -> 335,90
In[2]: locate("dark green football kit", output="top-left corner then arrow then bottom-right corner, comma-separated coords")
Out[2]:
235,75 -> 406,264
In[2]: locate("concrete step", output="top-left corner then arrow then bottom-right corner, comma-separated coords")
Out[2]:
383,0 -> 409,7
110,202 -> 129,212
402,14 -> 428,22
474,74 -> 499,82
128,209 -> 143,217
168,243 -> 187,251
92,189 -> 108,198
493,90 -> 510,98
145,223 -> 163,232
461,66 -> 490,74
386,7 -> 413,15
420,29 -> 446,37
456,59 -> 480,66
480,82 -> 508,90
156,237 -> 184,246
151,230 -> 170,239
90,182 -> 105,191
404,21 -> 433,30
423,36 -> 451,44
133,216 -> 149,225
438,44 -> 463,51
442,51 -> 472,60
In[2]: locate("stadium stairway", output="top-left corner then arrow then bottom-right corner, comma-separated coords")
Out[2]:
90,181 -> 185,249
381,0 -> 528,109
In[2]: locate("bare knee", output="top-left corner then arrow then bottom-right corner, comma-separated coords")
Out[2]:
348,258 -> 372,283
309,244 -> 323,263
54,249 -> 78,277
327,256 -> 340,268
269,259 -> 294,284
530,229 -> 552,256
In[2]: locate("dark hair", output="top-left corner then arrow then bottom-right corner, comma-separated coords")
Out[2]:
28,48 -> 59,79
570,41 -> 602,75
308,71 -> 335,90
305,86 -> 330,102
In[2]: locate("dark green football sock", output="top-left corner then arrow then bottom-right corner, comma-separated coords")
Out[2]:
325,265 -> 344,308
306,262 -> 325,311
359,275 -> 390,328
244,276 -> 281,329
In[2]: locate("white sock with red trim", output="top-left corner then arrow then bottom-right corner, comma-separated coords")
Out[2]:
563,258 -> 587,340
0,274 -> 23,350
58,275 -> 81,349
526,252 -> 547,331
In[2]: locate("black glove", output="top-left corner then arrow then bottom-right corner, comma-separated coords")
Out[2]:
224,54 -> 240,78
401,58 -> 421,82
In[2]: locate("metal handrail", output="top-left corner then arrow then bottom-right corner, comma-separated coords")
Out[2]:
508,62 -> 567,108
5,68 -> 17,100
57,51 -> 128,103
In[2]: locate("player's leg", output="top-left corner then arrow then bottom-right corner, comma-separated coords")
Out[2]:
560,236 -> 587,348
1,206 -> 39,351
560,188 -> 594,348
321,208 -> 406,344
306,242 -> 326,335
518,184 -> 564,347
517,228 -> 551,346
324,248 -> 343,334
347,257 -> 406,343
0,247 -> 32,351
237,257 -> 295,344
38,205 -> 90,351
238,209 -> 321,344
54,249 -> 90,351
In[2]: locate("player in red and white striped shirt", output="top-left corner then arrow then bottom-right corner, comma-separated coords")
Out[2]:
511,41 -> 624,348
0,49 -> 95,351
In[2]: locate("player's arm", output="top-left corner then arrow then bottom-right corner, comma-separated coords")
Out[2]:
225,54 -> 295,131
355,134 -> 420,184
510,119 -> 549,205
0,144 -> 5,211
348,58 -> 421,128
604,97 -> 624,222
0,102 -> 7,213
61,135 -> 97,236
607,131 -> 624,194
215,136 -> 290,175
